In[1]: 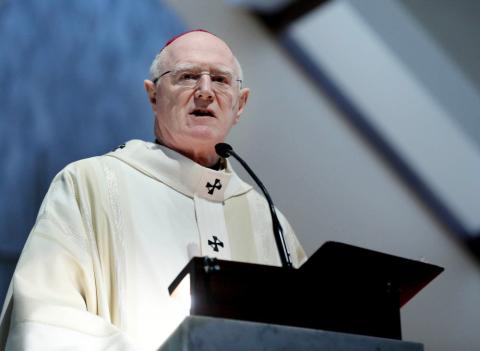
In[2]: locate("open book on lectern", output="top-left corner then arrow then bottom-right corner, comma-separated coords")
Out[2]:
168,240 -> 443,340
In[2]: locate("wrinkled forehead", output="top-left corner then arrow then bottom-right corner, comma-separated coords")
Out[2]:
163,32 -> 238,73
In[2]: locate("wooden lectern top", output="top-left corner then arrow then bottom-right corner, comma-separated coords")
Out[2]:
169,241 -> 443,340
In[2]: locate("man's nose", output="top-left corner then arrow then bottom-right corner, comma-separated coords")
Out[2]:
194,75 -> 214,101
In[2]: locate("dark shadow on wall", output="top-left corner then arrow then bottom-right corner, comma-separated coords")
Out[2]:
0,0 -> 185,305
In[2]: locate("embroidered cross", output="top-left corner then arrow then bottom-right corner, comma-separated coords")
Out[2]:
208,236 -> 224,252
206,178 -> 222,195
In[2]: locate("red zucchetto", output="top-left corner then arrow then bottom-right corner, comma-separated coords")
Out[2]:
163,29 -> 214,49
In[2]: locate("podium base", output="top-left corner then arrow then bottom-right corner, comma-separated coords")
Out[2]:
158,316 -> 423,351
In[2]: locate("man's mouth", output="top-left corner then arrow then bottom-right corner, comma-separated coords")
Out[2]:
190,108 -> 215,117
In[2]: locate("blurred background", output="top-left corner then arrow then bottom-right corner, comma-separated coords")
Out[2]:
1,0 -> 479,350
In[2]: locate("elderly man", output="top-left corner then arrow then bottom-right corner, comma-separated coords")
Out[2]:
0,30 -> 305,350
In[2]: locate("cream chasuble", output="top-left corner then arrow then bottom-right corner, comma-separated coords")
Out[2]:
0,140 -> 306,351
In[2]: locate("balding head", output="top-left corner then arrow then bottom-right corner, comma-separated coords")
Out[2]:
149,31 -> 243,84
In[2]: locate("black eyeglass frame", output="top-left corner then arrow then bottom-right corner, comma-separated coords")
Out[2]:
152,70 -> 243,88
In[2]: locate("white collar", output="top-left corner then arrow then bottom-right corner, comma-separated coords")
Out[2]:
106,139 -> 252,202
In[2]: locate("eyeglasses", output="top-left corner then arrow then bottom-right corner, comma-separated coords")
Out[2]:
152,67 -> 243,91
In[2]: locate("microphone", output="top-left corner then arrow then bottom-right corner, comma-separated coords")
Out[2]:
215,143 -> 293,268
215,143 -> 233,158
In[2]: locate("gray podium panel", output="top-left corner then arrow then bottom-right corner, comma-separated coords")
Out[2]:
158,316 -> 423,351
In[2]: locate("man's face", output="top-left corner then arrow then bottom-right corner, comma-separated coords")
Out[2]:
145,32 -> 249,160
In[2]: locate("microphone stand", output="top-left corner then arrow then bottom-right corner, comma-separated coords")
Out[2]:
216,143 -> 293,268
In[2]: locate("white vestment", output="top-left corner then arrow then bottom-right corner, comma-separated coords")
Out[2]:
0,140 -> 306,350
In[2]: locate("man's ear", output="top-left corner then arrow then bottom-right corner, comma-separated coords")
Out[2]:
234,87 -> 250,124
144,80 -> 157,106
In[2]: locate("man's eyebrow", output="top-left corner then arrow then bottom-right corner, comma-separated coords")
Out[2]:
173,63 -> 197,71
211,67 -> 234,76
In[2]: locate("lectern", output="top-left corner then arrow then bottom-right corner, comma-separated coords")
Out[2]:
165,241 -> 443,349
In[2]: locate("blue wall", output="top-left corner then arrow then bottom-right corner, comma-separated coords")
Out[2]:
0,0 -> 185,304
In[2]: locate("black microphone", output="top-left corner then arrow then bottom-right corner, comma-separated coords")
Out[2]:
215,143 -> 293,268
